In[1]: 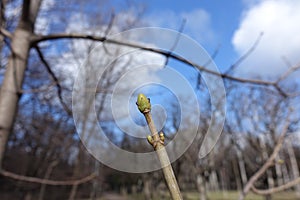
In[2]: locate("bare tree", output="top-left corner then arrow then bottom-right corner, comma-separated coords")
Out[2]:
0,1 -> 299,199
0,0 -> 42,167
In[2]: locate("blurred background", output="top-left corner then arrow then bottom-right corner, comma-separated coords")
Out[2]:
0,0 -> 300,199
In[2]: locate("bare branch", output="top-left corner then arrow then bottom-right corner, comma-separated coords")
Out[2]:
286,91 -> 300,97
197,44 -> 222,89
164,18 -> 186,67
19,82 -> 57,93
0,169 -> 96,186
30,33 -> 269,84
34,45 -> 72,115
0,27 -> 12,39
239,119 -> 290,200
104,12 -> 115,36
276,59 -> 300,84
19,0 -> 42,31
273,84 -> 288,98
203,44 -> 221,67
170,18 -> 186,52
137,94 -> 183,200
225,32 -> 263,75
103,12 -> 115,55
31,32 -> 299,97
252,177 -> 300,195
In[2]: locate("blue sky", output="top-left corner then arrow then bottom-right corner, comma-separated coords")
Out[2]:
131,0 -> 300,80
37,0 -> 300,83
143,0 -> 244,71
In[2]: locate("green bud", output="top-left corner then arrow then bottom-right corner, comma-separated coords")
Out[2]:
147,135 -> 153,145
136,93 -> 151,113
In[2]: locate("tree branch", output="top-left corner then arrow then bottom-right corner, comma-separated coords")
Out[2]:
137,94 -> 183,200
163,18 -> 186,67
276,59 -> 300,84
0,27 -> 12,39
20,0 -> 42,31
0,169 -> 96,185
31,32 -> 297,98
34,45 -> 72,115
239,119 -> 290,200
19,82 -> 57,93
102,12 -> 115,55
225,32 -> 263,74
252,177 -> 300,195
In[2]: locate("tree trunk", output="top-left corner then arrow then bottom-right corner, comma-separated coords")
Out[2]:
274,155 -> 283,186
143,177 -> 152,200
286,138 -> 300,197
38,160 -> 59,200
68,184 -> 78,200
0,0 -> 41,167
237,150 -> 248,187
68,144 -> 85,200
281,162 -> 290,185
89,161 -> 100,200
196,174 -> 207,200
259,138 -> 274,200
232,158 -> 242,191
209,170 -> 219,191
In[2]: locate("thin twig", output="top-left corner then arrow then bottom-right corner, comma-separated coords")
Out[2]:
0,169 -> 96,185
104,12 -> 115,36
276,58 -> 300,84
203,44 -> 221,67
197,44 -> 221,89
225,32 -> 263,75
19,82 -> 57,93
0,27 -> 12,39
170,18 -> 186,52
103,12 -> 115,55
164,18 -> 186,67
34,45 -> 72,115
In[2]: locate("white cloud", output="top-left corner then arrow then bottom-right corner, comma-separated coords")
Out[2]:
145,9 -> 215,44
232,0 -> 300,78
55,13 -> 166,109
62,13 -> 166,83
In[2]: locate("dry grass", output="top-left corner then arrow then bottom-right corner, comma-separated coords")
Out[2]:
184,191 -> 299,200
120,191 -> 300,200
